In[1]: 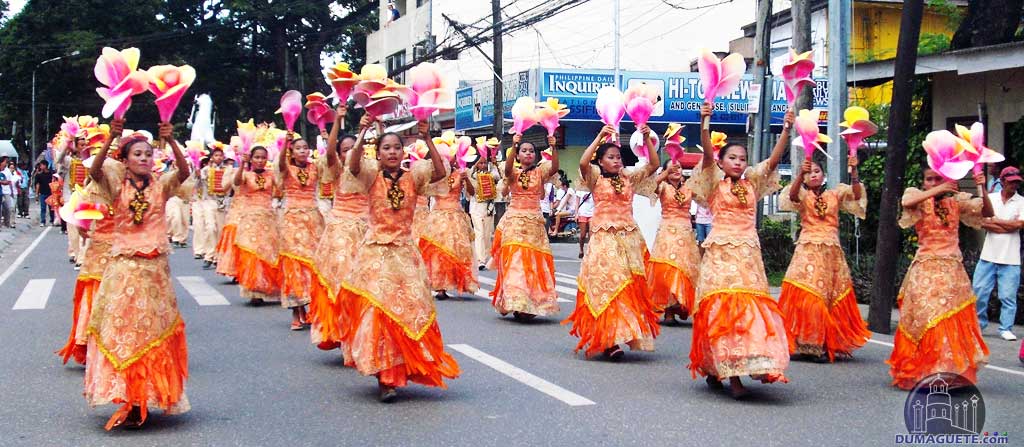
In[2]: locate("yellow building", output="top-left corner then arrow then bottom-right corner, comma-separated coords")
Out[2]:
850,0 -> 967,104
741,0 -> 966,106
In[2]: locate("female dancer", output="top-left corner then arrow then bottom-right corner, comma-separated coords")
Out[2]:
778,156 -> 870,362
57,140 -> 120,366
889,167 -> 992,389
564,125 -> 660,360
309,106 -> 368,350
338,120 -> 460,402
647,160 -> 700,324
686,105 -> 794,398
277,134 -> 329,330
230,146 -> 282,305
419,149 -> 479,300
84,118 -> 191,429
489,134 -> 559,320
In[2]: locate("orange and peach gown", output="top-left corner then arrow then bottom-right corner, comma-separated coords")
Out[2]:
338,159 -> 460,388
412,195 -> 430,242
232,169 -> 283,302
308,162 -> 369,350
685,160 -> 791,382
418,170 -> 479,293
646,182 -> 701,316
888,189 -> 989,389
84,168 -> 189,429
488,161 -> 558,316
778,184 -> 870,361
57,160 -> 123,365
276,160 -> 326,308
214,178 -> 242,279
563,165 -> 660,357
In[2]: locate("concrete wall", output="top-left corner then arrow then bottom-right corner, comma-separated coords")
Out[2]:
931,67 -> 1024,155
366,0 -> 431,66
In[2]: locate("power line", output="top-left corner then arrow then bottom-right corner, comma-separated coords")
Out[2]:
658,0 -> 735,10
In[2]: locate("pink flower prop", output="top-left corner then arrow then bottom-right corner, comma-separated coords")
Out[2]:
454,136 -> 477,170
628,129 -> 659,160
364,91 -> 401,118
74,201 -> 109,222
697,49 -> 746,105
838,106 -> 878,159
595,86 -> 625,140
185,140 -> 206,168
401,139 -> 430,171
147,64 -> 196,122
236,119 -> 257,154
540,148 -> 554,162
510,97 -> 538,135
304,92 -> 336,132
276,90 -> 303,132
536,97 -> 570,137
61,115 -> 98,140
781,48 -> 816,107
408,62 -> 453,121
94,47 -> 151,119
323,62 -> 359,105
794,109 -> 832,158
954,122 -> 1004,174
475,136 -> 499,160
59,187 -> 89,231
623,84 -> 659,128
663,123 -> 686,164
923,130 -> 973,181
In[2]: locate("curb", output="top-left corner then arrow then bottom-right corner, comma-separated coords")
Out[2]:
0,219 -> 41,258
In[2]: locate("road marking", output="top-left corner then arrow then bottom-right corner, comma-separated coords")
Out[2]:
12,278 -> 56,310
0,227 -> 52,288
477,278 -> 571,303
555,271 -> 576,280
448,343 -> 595,407
555,276 -> 576,286
867,338 -> 1024,378
176,276 -> 230,306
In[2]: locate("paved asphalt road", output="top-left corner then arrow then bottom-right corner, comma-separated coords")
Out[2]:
0,226 -> 1022,446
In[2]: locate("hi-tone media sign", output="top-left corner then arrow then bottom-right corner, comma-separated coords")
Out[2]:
455,71 -> 534,131
539,68 -> 828,126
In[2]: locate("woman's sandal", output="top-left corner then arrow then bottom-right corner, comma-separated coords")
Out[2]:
603,345 -> 624,362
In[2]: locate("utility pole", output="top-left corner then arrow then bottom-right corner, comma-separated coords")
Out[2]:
827,0 -> 851,186
792,0 -> 813,170
613,0 -> 620,89
297,52 -> 307,139
869,0 -> 925,333
750,0 -> 773,164
491,0 -> 503,140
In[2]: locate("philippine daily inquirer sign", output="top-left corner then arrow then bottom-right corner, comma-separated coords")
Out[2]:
537,68 -> 828,126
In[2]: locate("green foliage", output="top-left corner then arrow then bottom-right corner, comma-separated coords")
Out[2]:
926,0 -> 965,30
1005,115 -> 1024,164
758,218 -> 794,277
918,33 -> 952,55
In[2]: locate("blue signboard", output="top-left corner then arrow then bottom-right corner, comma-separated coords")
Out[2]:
537,68 -> 828,126
454,71 -> 532,131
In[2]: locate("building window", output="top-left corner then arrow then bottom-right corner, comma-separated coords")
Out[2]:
386,50 -> 406,84
413,40 -> 428,61
417,0 -> 428,7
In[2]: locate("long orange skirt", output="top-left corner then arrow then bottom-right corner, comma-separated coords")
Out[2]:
563,228 -> 659,357
337,289 -> 461,388
646,261 -> 696,315
308,216 -> 367,350
779,282 -> 870,361
56,277 -> 99,365
214,224 -> 239,278
689,290 -> 792,382
236,247 -> 281,301
488,214 -> 558,316
419,238 -> 479,294
889,304 -> 989,390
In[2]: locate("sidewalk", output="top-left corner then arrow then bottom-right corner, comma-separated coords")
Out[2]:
0,216 -> 40,258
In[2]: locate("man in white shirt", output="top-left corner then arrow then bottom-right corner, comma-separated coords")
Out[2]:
0,158 -> 14,228
974,166 -> 1024,341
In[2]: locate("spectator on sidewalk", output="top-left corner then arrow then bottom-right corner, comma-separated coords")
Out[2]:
974,166 -> 1024,341
690,200 -> 712,255
17,161 -> 30,218
33,161 -> 54,227
0,157 -> 14,228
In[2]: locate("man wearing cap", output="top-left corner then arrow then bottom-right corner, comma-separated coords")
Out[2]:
974,166 -> 1024,341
